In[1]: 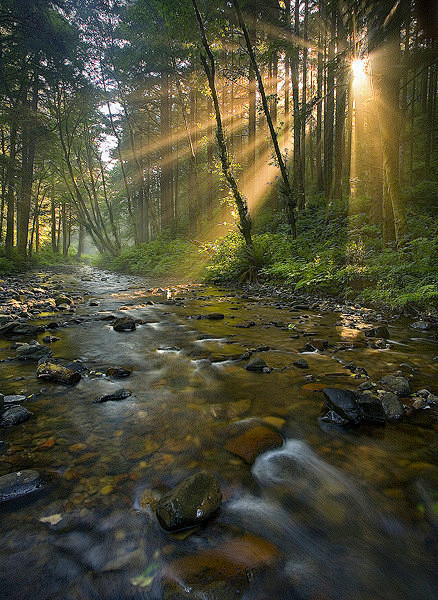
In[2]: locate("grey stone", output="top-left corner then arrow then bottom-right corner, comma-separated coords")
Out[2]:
0,405 -> 32,427
93,389 -> 132,403
293,358 -> 309,369
16,343 -> 52,361
244,357 -> 269,372
381,375 -> 410,396
0,470 -> 42,502
380,392 -> 404,421
3,394 -> 26,404
357,394 -> 386,424
113,317 -> 136,332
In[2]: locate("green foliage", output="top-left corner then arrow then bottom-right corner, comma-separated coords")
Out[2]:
203,204 -> 438,312
95,238 -> 201,279
0,256 -> 15,275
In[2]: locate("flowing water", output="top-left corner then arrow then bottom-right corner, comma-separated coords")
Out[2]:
0,267 -> 437,599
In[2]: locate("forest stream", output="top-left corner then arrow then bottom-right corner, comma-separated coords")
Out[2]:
0,266 -> 437,600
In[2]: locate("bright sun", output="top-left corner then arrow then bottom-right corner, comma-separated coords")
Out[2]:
351,58 -> 367,82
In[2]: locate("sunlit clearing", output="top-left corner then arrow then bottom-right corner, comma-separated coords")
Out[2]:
351,58 -> 367,84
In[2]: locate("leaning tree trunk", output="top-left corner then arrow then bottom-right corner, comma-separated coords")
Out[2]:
191,0 -> 253,246
233,0 -> 297,236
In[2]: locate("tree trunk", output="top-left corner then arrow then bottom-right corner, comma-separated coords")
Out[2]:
191,0 -> 253,246
160,70 -> 173,230
233,0 -> 296,235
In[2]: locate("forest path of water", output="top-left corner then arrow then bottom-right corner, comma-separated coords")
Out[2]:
0,266 -> 437,600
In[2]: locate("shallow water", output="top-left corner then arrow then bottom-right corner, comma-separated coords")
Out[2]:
0,267 -> 437,599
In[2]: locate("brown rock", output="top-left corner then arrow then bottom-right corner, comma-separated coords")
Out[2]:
225,424 -> 283,464
37,362 -> 81,385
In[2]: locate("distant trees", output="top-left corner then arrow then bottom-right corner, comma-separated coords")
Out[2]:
0,0 -> 436,259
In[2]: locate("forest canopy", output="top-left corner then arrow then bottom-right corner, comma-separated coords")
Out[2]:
0,0 -> 437,309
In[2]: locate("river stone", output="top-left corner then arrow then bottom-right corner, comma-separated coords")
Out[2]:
4,394 -> 26,404
42,335 -> 61,343
106,366 -> 132,378
225,424 -> 283,464
93,388 -> 132,403
322,388 -> 361,424
381,375 -> 410,396
206,313 -> 225,320
37,362 -> 81,384
0,440 -> 8,454
11,324 -> 43,336
0,469 -> 42,502
156,470 -> 222,531
411,321 -> 431,331
293,358 -> 309,369
357,393 -> 386,423
162,534 -> 277,600
113,316 -> 136,332
380,392 -> 404,420
55,295 -> 73,306
244,357 -> 269,372
16,343 -> 52,361
0,321 -> 17,335
304,339 -> 328,352
0,405 -> 32,427
364,326 -> 390,339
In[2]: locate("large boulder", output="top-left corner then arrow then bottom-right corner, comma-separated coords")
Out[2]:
156,470 -> 222,532
0,405 -> 32,427
0,470 -> 42,502
113,316 -> 136,332
322,388 -> 361,424
37,361 -> 81,385
10,324 -> 43,336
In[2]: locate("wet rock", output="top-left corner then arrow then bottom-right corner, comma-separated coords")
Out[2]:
357,381 -> 375,391
0,440 -> 8,454
320,410 -> 349,426
156,470 -> 222,531
322,388 -> 361,424
365,326 -> 390,339
0,469 -> 42,502
304,339 -> 328,352
93,389 -> 132,403
106,366 -> 132,378
16,343 -> 52,361
225,421 -> 283,464
235,321 -> 256,328
42,335 -> 61,344
3,394 -> 26,404
381,375 -> 410,396
37,361 -> 81,385
0,321 -> 17,336
357,393 -> 386,424
11,324 -> 44,336
0,405 -> 32,427
411,321 -> 432,331
412,397 -> 427,410
113,317 -> 136,332
244,356 -> 270,372
162,534 -> 277,600
293,358 -> 309,369
380,392 -> 404,421
55,295 -> 73,306
206,313 -> 225,320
